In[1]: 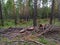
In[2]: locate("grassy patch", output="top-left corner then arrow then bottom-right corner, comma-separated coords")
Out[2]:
0,19 -> 60,28
37,36 -> 56,45
0,35 -> 10,42
38,37 -> 48,44
0,19 -> 33,28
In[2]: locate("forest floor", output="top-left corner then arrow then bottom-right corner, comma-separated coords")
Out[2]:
0,19 -> 60,29
0,25 -> 60,45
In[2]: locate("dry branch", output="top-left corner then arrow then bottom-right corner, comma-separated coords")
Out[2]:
36,25 -> 54,37
11,40 -> 44,45
20,26 -> 34,33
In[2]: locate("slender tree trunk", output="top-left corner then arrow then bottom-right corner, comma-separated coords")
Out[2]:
33,0 -> 37,26
50,0 -> 55,24
25,0 -> 30,21
57,0 -> 60,21
0,0 -> 4,26
13,0 -> 17,25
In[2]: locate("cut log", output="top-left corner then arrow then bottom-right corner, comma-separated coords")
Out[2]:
20,26 -> 33,33
19,29 -> 26,33
27,27 -> 34,31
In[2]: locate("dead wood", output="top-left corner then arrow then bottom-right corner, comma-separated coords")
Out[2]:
36,25 -> 54,37
11,40 -> 44,45
20,26 -> 34,33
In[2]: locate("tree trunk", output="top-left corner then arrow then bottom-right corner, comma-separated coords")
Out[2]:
50,0 -> 55,24
33,0 -> 37,26
57,0 -> 60,21
0,0 -> 4,26
13,0 -> 17,25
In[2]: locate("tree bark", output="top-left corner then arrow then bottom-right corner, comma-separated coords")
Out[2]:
0,0 -> 4,26
33,0 -> 37,26
50,0 -> 55,24
13,0 -> 17,25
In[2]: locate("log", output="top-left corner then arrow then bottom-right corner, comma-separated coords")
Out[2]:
19,29 -> 26,33
27,27 -> 34,31
36,25 -> 54,37
20,26 -> 34,33
27,40 -> 45,45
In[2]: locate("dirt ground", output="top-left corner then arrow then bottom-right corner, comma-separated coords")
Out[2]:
0,26 -> 60,45
43,31 -> 60,45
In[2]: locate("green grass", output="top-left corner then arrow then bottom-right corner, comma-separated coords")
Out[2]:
0,35 -> 10,42
0,19 -> 60,28
0,19 -> 33,28
37,36 -> 56,45
38,37 -> 48,44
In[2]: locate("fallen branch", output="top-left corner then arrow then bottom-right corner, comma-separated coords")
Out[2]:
10,40 -> 44,45
36,25 -> 54,37
20,26 -> 34,33
27,40 -> 45,45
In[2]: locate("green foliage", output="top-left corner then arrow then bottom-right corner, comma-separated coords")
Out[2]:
0,19 -> 60,28
0,19 -> 33,28
37,7 -> 51,18
38,37 -> 48,44
42,0 -> 48,4
1,0 -> 52,19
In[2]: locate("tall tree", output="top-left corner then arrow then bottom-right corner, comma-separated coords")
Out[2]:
0,0 -> 4,26
24,0 -> 30,21
13,0 -> 17,25
50,0 -> 55,24
42,0 -> 48,18
6,0 -> 14,19
33,0 -> 37,26
57,0 -> 60,20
